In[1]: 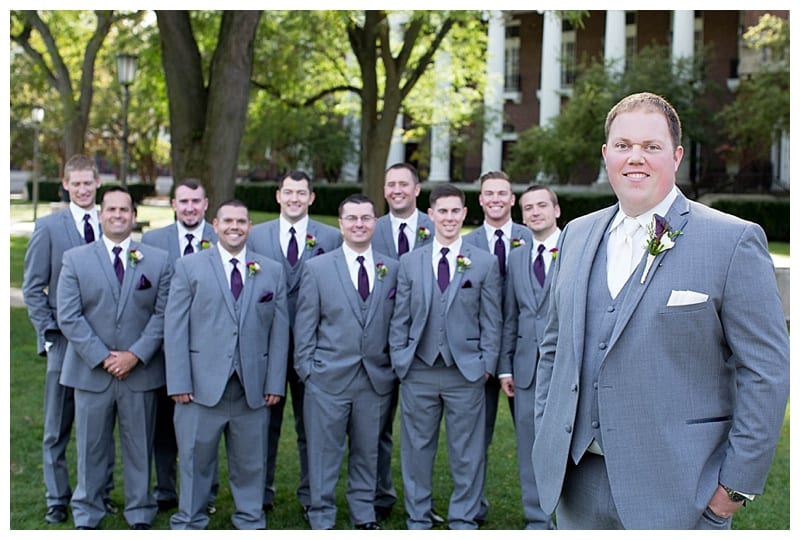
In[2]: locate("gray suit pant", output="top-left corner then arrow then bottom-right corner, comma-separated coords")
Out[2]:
400,359 -> 486,530
514,384 -> 552,529
71,381 -> 157,528
170,375 -> 269,530
304,371 -> 391,529
43,335 -> 114,508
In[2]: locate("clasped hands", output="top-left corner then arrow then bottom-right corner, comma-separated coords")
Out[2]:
102,350 -> 139,381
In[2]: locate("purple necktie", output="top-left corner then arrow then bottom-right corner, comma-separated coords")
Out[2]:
494,229 -> 506,277
437,247 -> 450,293
533,244 -> 546,286
230,258 -> 243,300
398,223 -> 409,256
356,255 -> 369,301
184,233 -> 195,256
287,227 -> 299,266
83,214 -> 95,243
112,246 -> 124,285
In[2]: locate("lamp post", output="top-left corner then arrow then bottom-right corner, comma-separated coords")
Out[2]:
116,53 -> 138,187
31,105 -> 44,220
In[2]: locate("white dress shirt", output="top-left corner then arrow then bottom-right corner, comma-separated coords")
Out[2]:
342,243 -> 375,294
389,210 -> 420,252
431,237 -> 462,282
279,215 -> 309,259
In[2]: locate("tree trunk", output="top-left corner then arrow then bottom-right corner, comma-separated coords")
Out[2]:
157,10 -> 261,213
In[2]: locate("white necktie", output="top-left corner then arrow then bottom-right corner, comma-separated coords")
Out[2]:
607,217 -> 642,298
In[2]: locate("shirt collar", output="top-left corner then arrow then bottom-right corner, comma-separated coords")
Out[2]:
433,236 -> 462,257
218,244 -> 246,265
280,214 -> 309,237
342,243 -> 373,266
390,210 -> 419,231
102,235 -> 131,255
483,219 -> 513,242
610,186 -> 679,232
177,220 -> 206,238
69,202 -> 97,223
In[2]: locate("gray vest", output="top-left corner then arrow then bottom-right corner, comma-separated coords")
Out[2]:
570,229 -> 639,463
415,278 -> 454,367
228,292 -> 244,381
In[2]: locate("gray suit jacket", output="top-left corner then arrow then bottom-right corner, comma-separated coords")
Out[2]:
532,192 -> 790,529
57,240 -> 172,392
248,218 -> 342,323
294,248 -> 398,396
389,242 -> 502,382
23,208 -> 89,358
371,210 -> 434,260
164,246 -> 290,409
462,222 -> 534,263
499,234 -> 559,387
140,221 -> 218,262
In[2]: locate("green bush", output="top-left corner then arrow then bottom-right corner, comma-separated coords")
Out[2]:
25,179 -> 62,202
26,180 -> 156,205
709,197 -> 789,242
235,182 -> 363,215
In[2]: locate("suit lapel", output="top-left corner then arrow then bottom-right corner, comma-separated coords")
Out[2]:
60,210 -> 85,248
606,195 -> 691,354
445,244 -> 469,312
210,247 -> 238,320
238,256 -> 258,327
517,243 -> 541,309
334,250 -> 366,325
365,257 -> 388,328
418,245 -> 434,320
92,242 -> 121,305
414,211 -> 434,250
472,225 -> 490,251
377,219 -> 399,258
116,241 -> 139,320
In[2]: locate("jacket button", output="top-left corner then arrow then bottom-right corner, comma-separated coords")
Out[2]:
564,425 -> 572,433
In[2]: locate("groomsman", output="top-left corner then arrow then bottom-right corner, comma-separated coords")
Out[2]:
295,194 -> 398,530
140,178 -> 218,513
390,184 -> 502,529
166,199 -> 290,529
58,187 -> 172,529
23,154 -> 116,524
249,170 -> 341,517
499,185 -> 561,529
462,170 -> 532,524
369,162 -> 435,522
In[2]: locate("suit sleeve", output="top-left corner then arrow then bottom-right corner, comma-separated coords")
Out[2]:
22,219 -> 57,355
56,251 -> 110,368
717,223 -> 790,494
164,258 -> 194,396
292,264 -> 320,383
389,256 -> 414,379
127,254 -> 172,365
498,263 -> 519,376
265,266 -> 290,396
478,259 -> 502,375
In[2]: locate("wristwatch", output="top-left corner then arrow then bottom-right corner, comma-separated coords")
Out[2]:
722,485 -> 749,505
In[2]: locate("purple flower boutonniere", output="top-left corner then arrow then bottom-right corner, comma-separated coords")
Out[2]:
640,214 -> 682,284
129,249 -> 144,267
511,237 -> 525,249
456,254 -> 472,273
247,260 -> 261,277
305,234 -> 317,250
376,262 -> 388,281
417,227 -> 431,241
550,247 -> 559,261
199,239 -> 211,250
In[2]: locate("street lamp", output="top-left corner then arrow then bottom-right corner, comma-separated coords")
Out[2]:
31,105 -> 44,220
116,53 -> 138,187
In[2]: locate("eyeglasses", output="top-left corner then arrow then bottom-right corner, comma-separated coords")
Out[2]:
341,215 -> 375,224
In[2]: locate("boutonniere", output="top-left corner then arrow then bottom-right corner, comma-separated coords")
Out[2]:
511,237 -> 525,249
417,226 -> 431,241
305,234 -> 317,250
375,262 -> 388,281
550,247 -> 559,261
247,260 -> 261,277
199,239 -> 211,250
640,214 -> 682,284
456,254 -> 471,273
129,248 -> 144,267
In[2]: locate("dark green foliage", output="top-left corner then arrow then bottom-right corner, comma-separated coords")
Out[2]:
710,197 -> 789,242
25,181 -> 156,204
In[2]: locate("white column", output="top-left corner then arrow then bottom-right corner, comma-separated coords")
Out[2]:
481,10 -> 505,174
538,10 -> 561,127
772,131 -> 790,190
429,50 -> 452,182
672,11 -> 694,184
597,10 -> 626,183
386,114 -> 405,168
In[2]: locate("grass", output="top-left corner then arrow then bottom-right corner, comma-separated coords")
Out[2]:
8,202 -> 790,529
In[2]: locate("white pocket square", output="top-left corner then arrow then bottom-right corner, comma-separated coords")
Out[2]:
667,290 -> 709,307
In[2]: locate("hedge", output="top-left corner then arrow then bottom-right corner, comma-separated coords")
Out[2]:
26,180 -> 156,205
708,197 -> 789,242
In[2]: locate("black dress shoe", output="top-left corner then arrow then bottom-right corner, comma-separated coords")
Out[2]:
431,508 -> 445,526
302,505 -> 310,522
374,505 -> 392,521
131,522 -> 151,530
103,498 -> 118,514
206,502 -> 217,515
75,525 -> 96,530
157,498 -> 178,511
45,505 -> 68,524
355,522 -> 381,530
475,516 -> 487,526
262,502 -> 274,513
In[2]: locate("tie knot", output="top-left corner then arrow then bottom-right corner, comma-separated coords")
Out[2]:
356,255 -> 365,265
84,214 -> 91,223
112,246 -> 122,256
622,217 -> 640,237
537,243 -> 546,254
231,258 -> 239,268
186,233 -> 194,242
495,229 -> 504,239
289,226 -> 296,235
440,247 -> 449,257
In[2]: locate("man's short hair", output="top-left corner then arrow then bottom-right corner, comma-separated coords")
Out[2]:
521,184 -> 559,207
279,170 -> 314,190
338,193 -> 375,217
64,154 -> 99,182
385,162 -> 420,184
429,184 -> 465,207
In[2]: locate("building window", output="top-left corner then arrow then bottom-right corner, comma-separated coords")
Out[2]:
562,19 -> 576,87
505,22 -> 521,92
